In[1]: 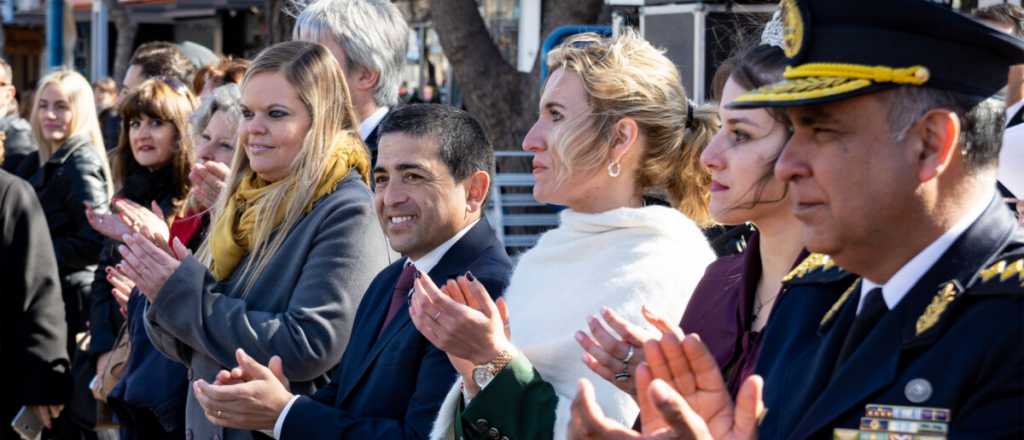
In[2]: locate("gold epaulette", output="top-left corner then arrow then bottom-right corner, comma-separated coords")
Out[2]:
977,258 -> 1024,285
782,253 -> 835,283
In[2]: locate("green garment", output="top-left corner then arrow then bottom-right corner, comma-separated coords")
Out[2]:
455,354 -> 559,440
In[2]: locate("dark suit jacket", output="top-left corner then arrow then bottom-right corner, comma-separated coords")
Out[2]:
280,219 -> 513,440
756,197 -> 1024,439
0,169 -> 70,439
364,113 -> 386,167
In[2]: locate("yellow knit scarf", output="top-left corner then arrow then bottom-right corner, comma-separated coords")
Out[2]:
208,144 -> 367,280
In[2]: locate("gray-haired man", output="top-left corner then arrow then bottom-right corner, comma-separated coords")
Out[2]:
293,0 -> 410,164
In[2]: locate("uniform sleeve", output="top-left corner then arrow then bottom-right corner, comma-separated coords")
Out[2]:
947,296 -> 1024,437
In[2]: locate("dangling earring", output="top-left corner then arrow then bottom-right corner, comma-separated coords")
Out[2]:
607,161 -> 621,178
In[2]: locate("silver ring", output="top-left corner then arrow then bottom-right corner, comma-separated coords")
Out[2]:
614,371 -> 631,382
620,345 -> 635,364
216,410 -> 223,418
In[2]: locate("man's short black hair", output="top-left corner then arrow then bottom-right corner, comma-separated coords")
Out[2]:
378,104 -> 495,182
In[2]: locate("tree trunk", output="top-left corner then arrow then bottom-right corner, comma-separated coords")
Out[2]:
431,0 -> 604,156
266,0 -> 297,45
105,0 -> 136,83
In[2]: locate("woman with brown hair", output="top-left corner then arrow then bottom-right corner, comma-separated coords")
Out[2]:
115,41 -> 391,440
86,77 -> 196,371
192,56 -> 250,98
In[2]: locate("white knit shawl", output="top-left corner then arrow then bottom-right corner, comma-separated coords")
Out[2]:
430,206 -> 715,440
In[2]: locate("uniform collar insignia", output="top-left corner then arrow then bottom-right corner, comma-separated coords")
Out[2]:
783,253 -> 841,283
915,281 -> 960,336
820,277 -> 861,328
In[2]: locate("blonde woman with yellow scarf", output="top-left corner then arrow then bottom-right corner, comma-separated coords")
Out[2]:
115,41 -> 393,440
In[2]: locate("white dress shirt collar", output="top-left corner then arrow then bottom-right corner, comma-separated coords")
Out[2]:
408,219 -> 479,274
1006,100 -> 1024,127
359,106 -> 390,141
859,192 -> 993,314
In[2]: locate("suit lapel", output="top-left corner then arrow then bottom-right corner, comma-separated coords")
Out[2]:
332,261 -> 404,404
789,197 -> 1016,439
336,220 -> 502,404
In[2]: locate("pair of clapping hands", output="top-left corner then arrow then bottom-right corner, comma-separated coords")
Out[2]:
85,197 -> 192,305
188,271 -> 512,431
571,307 -> 764,440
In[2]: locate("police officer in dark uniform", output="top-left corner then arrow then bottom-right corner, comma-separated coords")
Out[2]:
567,0 -> 1024,438
727,0 -> 1024,438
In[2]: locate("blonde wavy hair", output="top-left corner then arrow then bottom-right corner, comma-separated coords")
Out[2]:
546,31 -> 717,225
31,69 -> 114,194
197,40 -> 369,292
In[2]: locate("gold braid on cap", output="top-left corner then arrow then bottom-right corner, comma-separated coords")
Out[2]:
784,63 -> 931,85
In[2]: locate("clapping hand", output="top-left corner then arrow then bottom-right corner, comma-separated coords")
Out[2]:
190,161 -> 230,211
117,233 -> 191,302
105,264 -> 135,317
408,272 -> 513,396
115,199 -> 173,253
194,349 -> 293,430
569,306 -> 764,440
577,306 -> 655,398
640,306 -> 763,439
85,201 -> 133,242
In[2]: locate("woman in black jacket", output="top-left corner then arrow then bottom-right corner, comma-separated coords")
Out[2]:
16,68 -> 113,439
18,69 -> 113,361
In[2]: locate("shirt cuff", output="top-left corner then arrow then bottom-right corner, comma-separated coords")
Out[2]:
272,395 -> 301,439
461,381 -> 474,406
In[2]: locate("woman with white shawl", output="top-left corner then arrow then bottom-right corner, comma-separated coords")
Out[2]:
409,30 -> 717,440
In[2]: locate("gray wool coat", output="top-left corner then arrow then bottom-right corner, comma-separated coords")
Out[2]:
144,171 -> 393,440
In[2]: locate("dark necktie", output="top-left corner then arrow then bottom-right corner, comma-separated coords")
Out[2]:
378,263 -> 417,338
836,287 -> 888,366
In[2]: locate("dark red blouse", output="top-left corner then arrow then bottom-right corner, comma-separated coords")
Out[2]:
680,231 -> 807,397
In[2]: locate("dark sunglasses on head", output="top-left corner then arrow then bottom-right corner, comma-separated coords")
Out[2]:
156,76 -> 190,97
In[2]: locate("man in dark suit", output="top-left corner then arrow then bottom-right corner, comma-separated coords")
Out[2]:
568,0 -> 1024,438
191,104 -> 513,440
292,0 -> 410,165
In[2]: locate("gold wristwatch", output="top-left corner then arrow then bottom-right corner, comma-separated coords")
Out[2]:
472,349 -> 514,389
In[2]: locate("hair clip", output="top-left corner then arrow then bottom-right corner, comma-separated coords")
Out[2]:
685,100 -> 696,130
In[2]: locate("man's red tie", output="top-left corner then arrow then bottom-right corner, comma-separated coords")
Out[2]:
378,263 -> 418,338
